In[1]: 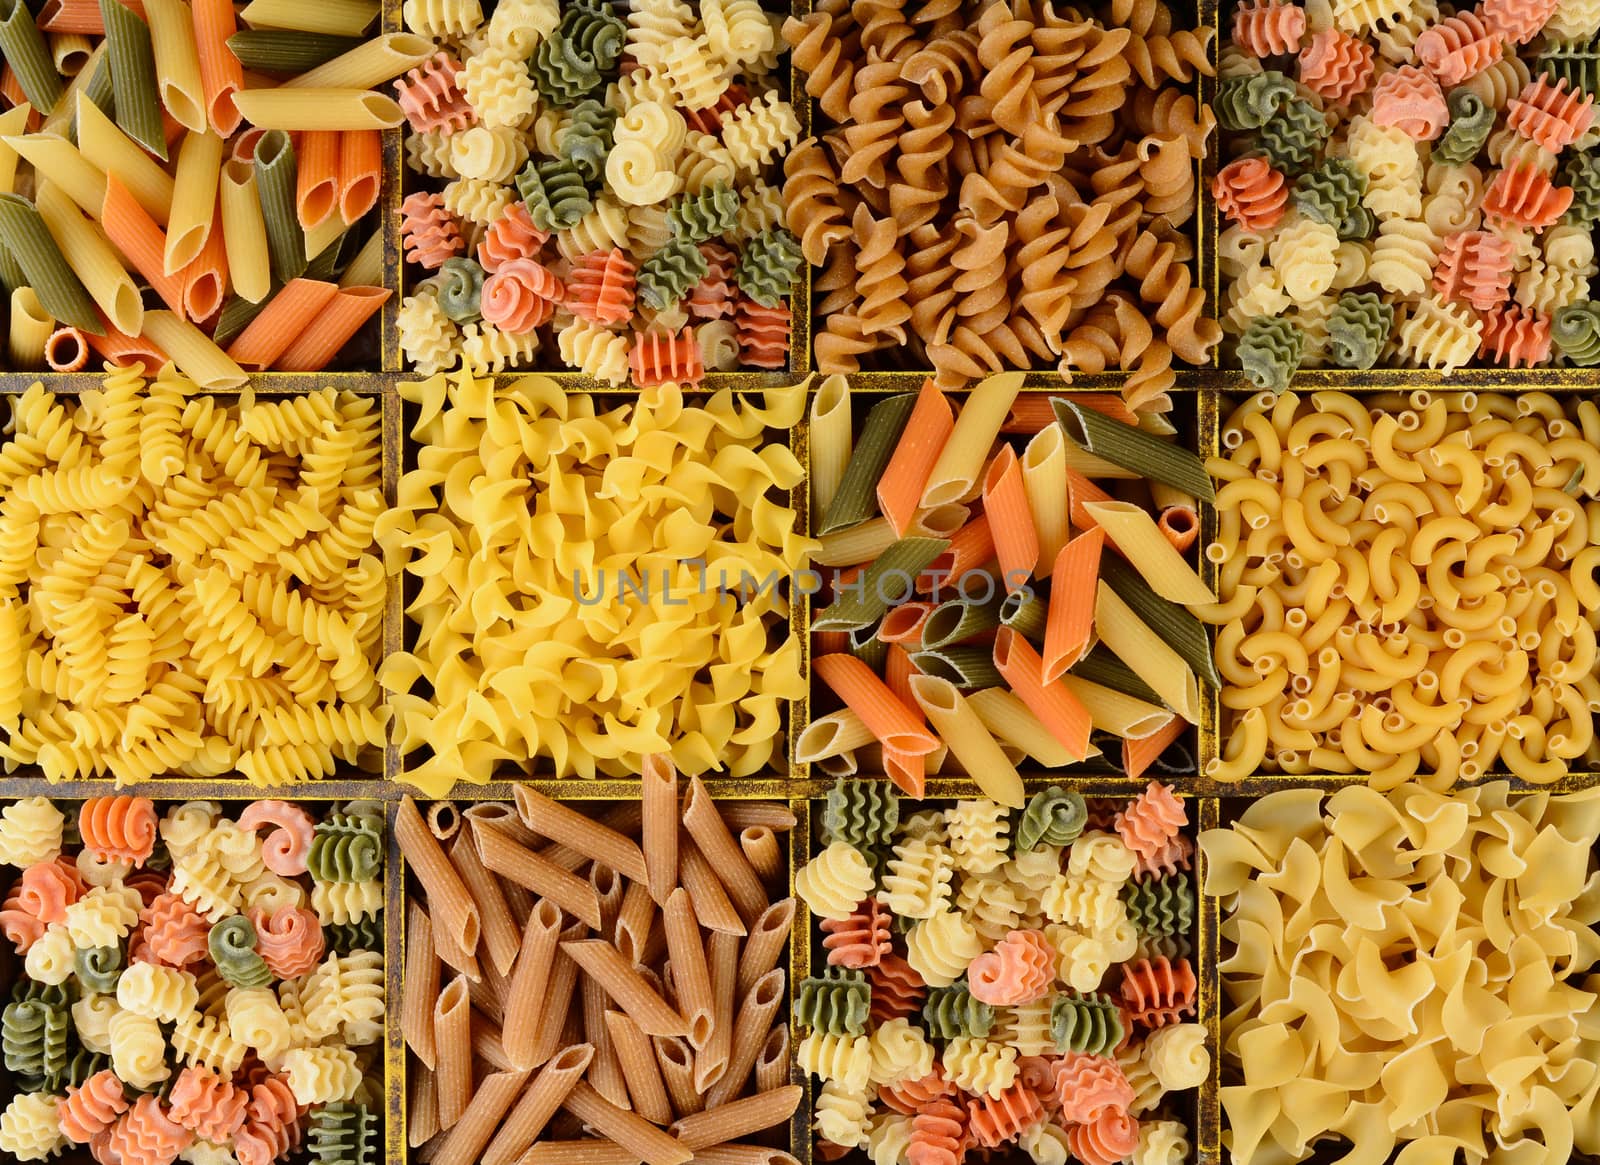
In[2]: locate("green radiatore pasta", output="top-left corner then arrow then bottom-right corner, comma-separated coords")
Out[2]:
530,3 -> 624,105
1536,39 -> 1600,97
210,914 -> 273,988
734,227 -> 803,308
74,945 -> 123,994
1121,873 -> 1194,937
1215,70 -> 1295,131
560,99 -> 616,183
1,1000 -> 47,1080
923,982 -> 996,1039
49,1048 -> 109,1093
436,257 -> 485,323
1326,291 -> 1392,370
637,236 -> 710,311
1553,301 -> 1600,364
1562,151 -> 1600,227
1015,788 -> 1087,851
1434,88 -> 1495,165
517,156 -> 594,233
324,916 -> 384,955
1292,159 -> 1368,239
1238,315 -> 1304,391
821,392 -> 916,534
823,779 -> 899,856
796,969 -> 872,1036
309,813 -> 385,883
667,182 -> 740,244
1050,992 -> 1124,1056
1257,97 -> 1328,174
307,1101 -> 380,1165
255,130 -> 308,282
98,0 -> 166,158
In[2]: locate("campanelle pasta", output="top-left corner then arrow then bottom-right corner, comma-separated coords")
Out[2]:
1203,388 -> 1600,786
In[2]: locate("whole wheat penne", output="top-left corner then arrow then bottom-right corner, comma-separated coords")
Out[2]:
562,1081 -> 692,1165
582,968 -> 630,1109
481,1043 -> 594,1165
641,753 -> 678,905
715,805 -> 796,832
738,827 -> 781,884
464,802 -> 538,847
753,1026 -> 789,1094
503,899 -> 562,1068
529,921 -> 587,1068
661,889 -> 714,1048
427,801 -> 460,840
475,819 -> 602,929
450,827 -> 521,977
669,1086 -> 802,1150
538,803 -> 645,872
704,968 -> 786,1108
433,901 -> 482,983
521,1143 -> 641,1165
699,929 -> 738,1093
431,1068 -> 531,1165
735,899 -> 794,999
470,964 -> 508,1028
679,839 -> 746,936
433,976 -> 471,1130
691,1148 -> 799,1165
410,1065 -> 439,1148
562,940 -> 689,1037
515,785 -> 648,885
404,902 -> 439,1068
654,1035 -> 702,1118
591,863 -> 626,934
399,796 -> 482,956
614,880 -> 656,966
605,1010 -> 674,1125
681,777 -> 768,928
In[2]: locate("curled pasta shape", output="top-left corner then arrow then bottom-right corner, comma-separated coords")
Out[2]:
79,797 -> 158,866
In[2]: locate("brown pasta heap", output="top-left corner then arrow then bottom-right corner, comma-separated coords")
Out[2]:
784,0 -> 1221,411
397,763 -> 800,1165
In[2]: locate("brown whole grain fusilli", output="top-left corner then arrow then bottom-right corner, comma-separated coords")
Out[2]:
783,0 -> 1221,413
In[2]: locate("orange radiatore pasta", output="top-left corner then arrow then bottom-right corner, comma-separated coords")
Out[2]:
477,202 -> 547,271
395,51 -> 473,133
1231,0 -> 1305,57
1414,11 -> 1500,86
79,796 -> 158,865
1479,303 -> 1552,366
1506,76 -> 1596,151
1115,781 -> 1186,861
1483,164 -> 1574,228
102,1094 -> 195,1165
235,1076 -> 300,1165
1067,1108 -> 1140,1165
251,905 -> 325,979
480,258 -> 561,333
821,895 -> 893,969
629,326 -> 705,387
1120,956 -> 1197,1027
1050,1053 -> 1133,1124
167,1065 -> 249,1142
400,190 -> 464,269
906,1095 -> 966,1165
19,857 -> 85,924
966,1081 -> 1043,1148
1297,28 -> 1374,101
879,1066 -> 955,1115
865,952 -> 926,1025
140,891 -> 211,966
237,801 -> 314,877
1370,64 -> 1448,140
566,247 -> 636,325
1432,230 -> 1515,311
0,879 -> 44,952
61,1069 -> 129,1143
1480,0 -> 1560,44
689,242 -> 736,321
735,295 -> 790,369
1213,157 -> 1288,231
965,928 -> 1052,1006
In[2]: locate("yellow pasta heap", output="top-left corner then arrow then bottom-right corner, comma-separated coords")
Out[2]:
1202,782 -> 1600,1165
377,371 -> 814,790
0,366 -> 387,785
1203,389 -> 1600,787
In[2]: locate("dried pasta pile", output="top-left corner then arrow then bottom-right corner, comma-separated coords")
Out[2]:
396,0 -> 804,381
805,374 -> 1215,792
784,0 -> 1219,409
0,0 -> 401,379
1218,0 -> 1600,379
396,774 -> 799,1165
794,780 -> 1205,1165
377,372 -> 813,789
1202,782 -> 1600,1164
0,795 -> 385,1165
1202,389 -> 1600,785
0,372 -> 388,786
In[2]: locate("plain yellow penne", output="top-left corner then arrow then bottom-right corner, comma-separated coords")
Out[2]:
7,287 -> 53,368
238,0 -> 380,35
164,129 -> 224,275
140,311 -> 247,388
231,87 -> 405,130
1083,499 -> 1217,606
0,105 -> 30,194
143,0 -> 207,132
74,92 -> 175,225
34,180 -> 143,336
283,32 -> 433,89
219,160 -> 271,304
3,133 -> 104,219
